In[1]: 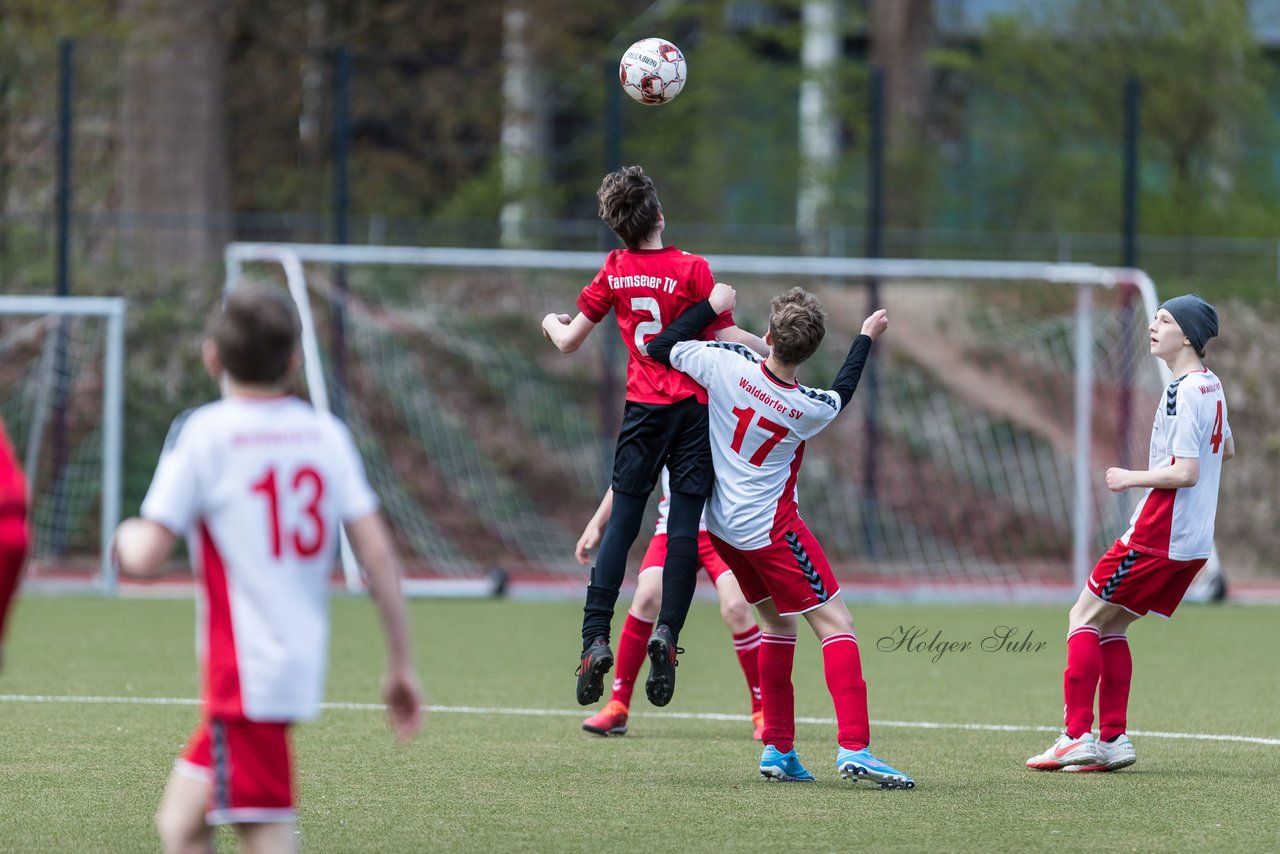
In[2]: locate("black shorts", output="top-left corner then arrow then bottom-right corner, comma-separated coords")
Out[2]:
612,396 -> 713,498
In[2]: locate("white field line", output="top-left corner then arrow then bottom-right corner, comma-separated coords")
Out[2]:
3,693 -> 1278,747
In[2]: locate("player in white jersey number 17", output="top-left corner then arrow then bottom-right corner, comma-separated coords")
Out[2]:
647,283 -> 914,788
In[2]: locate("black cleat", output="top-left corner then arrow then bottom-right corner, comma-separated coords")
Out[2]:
645,625 -> 683,707
575,637 -> 614,706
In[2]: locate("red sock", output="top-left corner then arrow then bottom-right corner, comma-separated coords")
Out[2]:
732,626 -> 763,714
1098,634 -> 1132,742
609,612 -> 653,708
821,633 -> 869,751
759,633 -> 796,753
1063,626 -> 1102,738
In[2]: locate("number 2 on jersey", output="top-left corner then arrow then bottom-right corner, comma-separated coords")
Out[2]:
1210,400 -> 1223,454
251,466 -> 327,559
730,405 -> 790,466
631,297 -> 662,355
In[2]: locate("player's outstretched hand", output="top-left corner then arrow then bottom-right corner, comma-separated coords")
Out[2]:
861,309 -> 889,340
1105,467 -> 1132,493
383,667 -> 425,744
709,282 -> 736,314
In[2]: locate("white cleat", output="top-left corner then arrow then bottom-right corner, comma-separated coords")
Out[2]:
1064,734 -> 1136,773
1026,732 -> 1101,770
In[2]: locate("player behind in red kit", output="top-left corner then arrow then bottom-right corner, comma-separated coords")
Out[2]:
0,416 -> 29,672
113,288 -> 423,854
646,284 -> 914,788
576,470 -> 764,739
1026,294 -> 1233,773
542,165 -> 765,708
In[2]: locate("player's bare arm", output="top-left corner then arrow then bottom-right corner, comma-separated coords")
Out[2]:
112,518 -> 179,576
704,282 -> 768,356
1105,457 -> 1200,493
542,312 -> 597,353
1223,434 -> 1236,461
345,511 -> 425,743
575,488 -> 614,566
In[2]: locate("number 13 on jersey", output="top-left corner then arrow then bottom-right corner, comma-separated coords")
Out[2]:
251,465 -> 327,559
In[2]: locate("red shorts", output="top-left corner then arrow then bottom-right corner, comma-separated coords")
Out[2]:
1086,539 -> 1206,618
638,531 -> 732,584
177,718 -> 295,825
709,523 -> 840,616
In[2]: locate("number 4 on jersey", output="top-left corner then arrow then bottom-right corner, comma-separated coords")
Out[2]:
1210,400 -> 1223,454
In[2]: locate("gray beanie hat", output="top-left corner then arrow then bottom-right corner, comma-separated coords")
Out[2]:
1160,293 -> 1218,353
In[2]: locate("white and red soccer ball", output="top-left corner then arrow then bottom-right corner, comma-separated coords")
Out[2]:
619,38 -> 687,105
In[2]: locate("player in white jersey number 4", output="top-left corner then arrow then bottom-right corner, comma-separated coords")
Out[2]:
113,289 -> 423,854
647,283 -> 914,788
1026,294 -> 1233,773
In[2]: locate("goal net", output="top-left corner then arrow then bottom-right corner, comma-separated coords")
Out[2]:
225,243 -> 1189,597
0,296 -> 125,592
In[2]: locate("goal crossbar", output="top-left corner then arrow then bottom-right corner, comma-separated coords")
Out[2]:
224,242 -> 1177,592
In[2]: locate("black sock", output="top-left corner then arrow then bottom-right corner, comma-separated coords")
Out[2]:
582,584 -> 620,650
655,490 -> 707,644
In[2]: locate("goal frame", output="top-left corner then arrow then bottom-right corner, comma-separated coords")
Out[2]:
224,242 -> 1184,593
0,295 -> 126,594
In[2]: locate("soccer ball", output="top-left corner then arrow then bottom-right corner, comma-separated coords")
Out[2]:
619,38 -> 687,105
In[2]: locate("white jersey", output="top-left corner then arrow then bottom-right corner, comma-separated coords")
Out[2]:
652,467 -> 709,535
669,341 -> 842,550
141,396 -> 378,722
1121,368 -> 1230,560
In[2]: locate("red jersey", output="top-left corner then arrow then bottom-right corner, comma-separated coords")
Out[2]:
576,246 -> 734,404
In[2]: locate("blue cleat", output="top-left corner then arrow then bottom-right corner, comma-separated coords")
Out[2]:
759,745 -> 816,783
837,747 -> 915,789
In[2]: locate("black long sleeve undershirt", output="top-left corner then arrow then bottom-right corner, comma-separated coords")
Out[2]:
832,334 -> 873,409
646,300 -> 719,366
647,297 -> 874,410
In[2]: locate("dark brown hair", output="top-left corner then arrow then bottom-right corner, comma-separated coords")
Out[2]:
597,165 -> 661,248
768,288 -> 826,366
211,288 -> 300,385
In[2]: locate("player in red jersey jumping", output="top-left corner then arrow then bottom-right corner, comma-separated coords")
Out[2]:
646,284 -> 914,788
113,289 -> 423,854
1026,294 -> 1233,773
542,165 -> 765,708
0,416 -> 29,673
576,470 -> 764,739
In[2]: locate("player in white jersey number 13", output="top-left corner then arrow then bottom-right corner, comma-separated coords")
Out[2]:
646,284 -> 914,788
1027,293 -> 1234,773
113,288 -> 423,854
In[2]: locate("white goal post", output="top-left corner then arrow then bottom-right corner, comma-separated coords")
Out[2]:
0,295 -> 126,593
225,242 -> 1217,596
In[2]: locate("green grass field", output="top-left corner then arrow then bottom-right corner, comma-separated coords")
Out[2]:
1,596 -> 1277,852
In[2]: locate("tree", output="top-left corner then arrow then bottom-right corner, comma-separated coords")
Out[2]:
119,0 -> 233,269
968,0 -> 1273,235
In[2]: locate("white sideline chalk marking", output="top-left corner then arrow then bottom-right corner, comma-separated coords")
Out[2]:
3,694 -> 1277,747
